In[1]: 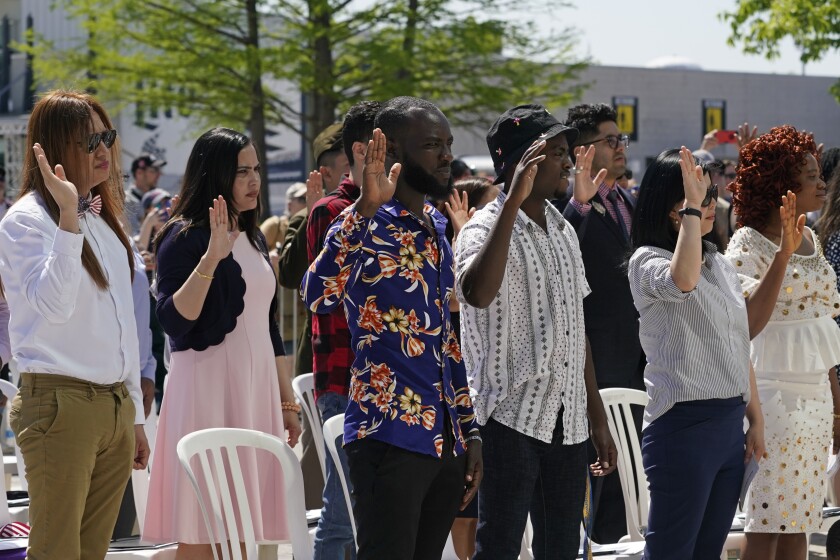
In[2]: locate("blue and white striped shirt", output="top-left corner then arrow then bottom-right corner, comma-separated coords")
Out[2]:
628,243 -> 751,427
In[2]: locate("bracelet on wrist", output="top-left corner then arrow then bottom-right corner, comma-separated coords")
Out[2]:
464,434 -> 482,444
193,268 -> 214,281
281,401 -> 302,413
833,413 -> 840,419
678,207 -> 703,219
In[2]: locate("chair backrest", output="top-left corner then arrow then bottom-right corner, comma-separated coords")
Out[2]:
321,414 -> 357,547
176,428 -> 313,560
292,374 -> 326,479
0,380 -> 26,492
131,404 -> 159,534
599,388 -> 649,542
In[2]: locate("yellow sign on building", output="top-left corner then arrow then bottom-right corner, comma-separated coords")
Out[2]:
702,100 -> 726,135
612,96 -> 638,141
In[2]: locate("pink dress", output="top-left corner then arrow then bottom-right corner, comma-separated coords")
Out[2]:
143,234 -> 288,544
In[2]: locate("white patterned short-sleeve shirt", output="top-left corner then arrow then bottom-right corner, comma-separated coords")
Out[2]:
454,191 -> 590,444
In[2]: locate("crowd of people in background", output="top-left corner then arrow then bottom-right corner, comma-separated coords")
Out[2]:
0,87 -> 840,560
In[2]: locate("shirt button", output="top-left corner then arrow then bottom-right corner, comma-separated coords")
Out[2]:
564,361 -> 568,367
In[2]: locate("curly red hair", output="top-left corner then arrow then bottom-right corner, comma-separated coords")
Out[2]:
730,125 -> 818,231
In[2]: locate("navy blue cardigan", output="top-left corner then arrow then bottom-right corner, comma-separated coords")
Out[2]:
155,220 -> 284,355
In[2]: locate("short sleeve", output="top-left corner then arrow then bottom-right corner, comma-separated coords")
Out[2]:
562,221 -> 591,299
723,229 -> 767,298
628,247 -> 693,304
453,215 -> 491,304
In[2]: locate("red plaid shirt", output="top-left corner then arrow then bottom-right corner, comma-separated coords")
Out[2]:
306,177 -> 360,399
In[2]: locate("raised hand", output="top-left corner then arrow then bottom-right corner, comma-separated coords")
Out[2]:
444,189 -> 473,238
678,146 -> 706,207
700,129 -> 720,152
33,143 -> 78,212
778,190 -> 805,257
305,170 -> 324,213
357,128 -> 400,217
205,196 -> 240,262
736,122 -> 758,149
507,139 -> 547,206
571,144 -> 608,205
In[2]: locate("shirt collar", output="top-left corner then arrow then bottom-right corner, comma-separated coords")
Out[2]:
381,197 -> 447,238
597,181 -> 618,202
494,189 -> 565,231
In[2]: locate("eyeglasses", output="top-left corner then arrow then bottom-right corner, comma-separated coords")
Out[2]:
702,184 -> 719,207
724,172 -> 737,181
84,129 -> 118,154
589,134 -> 629,150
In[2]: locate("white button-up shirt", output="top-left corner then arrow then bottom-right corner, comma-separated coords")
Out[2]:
0,192 -> 144,424
455,191 -> 590,444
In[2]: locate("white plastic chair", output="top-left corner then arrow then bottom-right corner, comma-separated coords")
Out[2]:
176,428 -> 313,560
0,379 -> 27,491
519,516 -> 534,560
599,388 -> 649,542
292,374 -> 326,479
321,414 -> 357,548
131,403 -> 159,534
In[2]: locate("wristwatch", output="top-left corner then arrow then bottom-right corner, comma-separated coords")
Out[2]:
678,207 -> 702,219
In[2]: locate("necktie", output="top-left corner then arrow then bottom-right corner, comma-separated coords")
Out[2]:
605,189 -> 629,241
77,194 -> 102,218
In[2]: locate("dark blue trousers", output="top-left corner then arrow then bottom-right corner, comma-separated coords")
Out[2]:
642,397 -> 745,560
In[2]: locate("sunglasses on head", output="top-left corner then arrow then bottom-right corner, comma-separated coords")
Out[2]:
85,129 -> 118,154
702,184 -> 719,207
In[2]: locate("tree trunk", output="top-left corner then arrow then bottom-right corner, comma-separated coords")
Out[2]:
397,0 -> 419,85
306,0 -> 338,170
246,0 -> 271,220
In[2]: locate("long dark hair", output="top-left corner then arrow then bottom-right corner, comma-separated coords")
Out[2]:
19,90 -> 133,290
630,148 -> 713,255
154,127 -> 262,252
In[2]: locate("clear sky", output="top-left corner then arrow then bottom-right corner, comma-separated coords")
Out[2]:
529,0 -> 840,77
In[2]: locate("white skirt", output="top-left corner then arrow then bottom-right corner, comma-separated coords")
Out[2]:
744,315 -> 840,534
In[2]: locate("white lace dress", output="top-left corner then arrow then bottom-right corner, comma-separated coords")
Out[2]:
725,226 -> 840,533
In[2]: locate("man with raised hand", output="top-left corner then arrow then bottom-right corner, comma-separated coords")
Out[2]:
456,104 -> 616,559
303,96 -> 482,560
306,100 -> 380,560
563,103 -> 643,543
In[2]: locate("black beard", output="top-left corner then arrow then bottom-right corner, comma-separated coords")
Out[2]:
401,155 -> 453,201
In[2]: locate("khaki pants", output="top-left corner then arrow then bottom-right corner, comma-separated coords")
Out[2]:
10,373 -> 135,560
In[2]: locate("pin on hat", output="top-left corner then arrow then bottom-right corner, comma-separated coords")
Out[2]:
486,104 -> 578,184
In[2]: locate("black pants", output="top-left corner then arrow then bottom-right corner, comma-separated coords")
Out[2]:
474,415 -> 587,560
346,416 -> 466,560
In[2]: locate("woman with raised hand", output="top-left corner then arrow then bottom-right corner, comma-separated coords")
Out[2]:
627,147 -> 764,559
143,127 -> 301,559
0,90 -> 149,559
725,126 -> 840,560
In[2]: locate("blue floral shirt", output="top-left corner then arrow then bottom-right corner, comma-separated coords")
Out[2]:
302,198 -> 479,458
